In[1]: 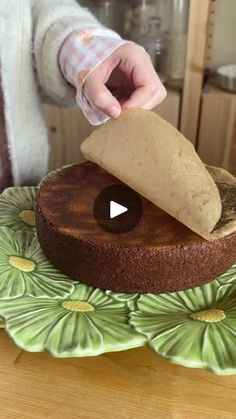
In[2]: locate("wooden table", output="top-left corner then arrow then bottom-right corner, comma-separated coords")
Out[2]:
1,330 -> 236,419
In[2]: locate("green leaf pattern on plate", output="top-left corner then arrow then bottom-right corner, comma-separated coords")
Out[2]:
106,290 -> 140,310
216,263 -> 236,285
0,187 -> 37,231
130,281 -> 236,375
0,227 -> 74,299
0,284 -> 145,357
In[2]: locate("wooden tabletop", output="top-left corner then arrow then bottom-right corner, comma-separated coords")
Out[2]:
1,330 -> 236,419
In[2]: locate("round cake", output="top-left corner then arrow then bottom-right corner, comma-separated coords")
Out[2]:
36,162 -> 236,293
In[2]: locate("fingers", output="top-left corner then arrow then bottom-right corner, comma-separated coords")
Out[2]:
116,43 -> 167,110
123,82 -> 167,110
83,73 -> 121,119
82,42 -> 167,119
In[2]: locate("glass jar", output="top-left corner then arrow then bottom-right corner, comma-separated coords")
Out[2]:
126,0 -> 159,42
136,17 -> 166,80
164,0 -> 189,88
88,0 -> 126,37
126,1 -> 166,80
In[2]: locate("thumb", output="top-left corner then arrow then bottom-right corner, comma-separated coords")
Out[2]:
83,73 -> 121,119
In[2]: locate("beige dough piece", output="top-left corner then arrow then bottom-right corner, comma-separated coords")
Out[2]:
81,109 -> 222,240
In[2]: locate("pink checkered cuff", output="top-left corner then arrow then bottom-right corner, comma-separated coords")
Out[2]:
59,28 -> 127,125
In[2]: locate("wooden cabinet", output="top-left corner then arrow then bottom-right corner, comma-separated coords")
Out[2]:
180,0 -> 236,173
180,0 -> 211,146
44,0 -> 235,174
197,86 -> 236,175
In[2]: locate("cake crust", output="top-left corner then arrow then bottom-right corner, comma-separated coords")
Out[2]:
36,162 -> 236,293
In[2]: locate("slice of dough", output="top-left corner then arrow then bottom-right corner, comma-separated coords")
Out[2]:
81,109 -> 222,239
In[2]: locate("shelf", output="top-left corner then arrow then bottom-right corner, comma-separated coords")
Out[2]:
203,84 -> 236,97
197,84 -> 236,174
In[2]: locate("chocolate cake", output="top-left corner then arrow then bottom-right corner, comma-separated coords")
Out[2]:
36,162 -> 236,293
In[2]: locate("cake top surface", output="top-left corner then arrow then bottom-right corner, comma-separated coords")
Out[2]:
36,162 -> 203,248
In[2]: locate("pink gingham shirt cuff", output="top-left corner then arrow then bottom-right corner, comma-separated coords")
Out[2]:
59,28 -> 127,125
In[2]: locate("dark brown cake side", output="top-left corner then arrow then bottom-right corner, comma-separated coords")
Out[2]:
36,162 -> 236,293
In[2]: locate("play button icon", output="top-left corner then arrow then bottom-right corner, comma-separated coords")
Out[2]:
110,201 -> 128,219
93,184 -> 143,234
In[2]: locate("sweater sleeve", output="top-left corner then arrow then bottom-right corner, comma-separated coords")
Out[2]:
32,0 -> 102,106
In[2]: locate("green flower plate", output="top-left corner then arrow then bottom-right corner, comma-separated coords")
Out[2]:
1,186 -> 236,375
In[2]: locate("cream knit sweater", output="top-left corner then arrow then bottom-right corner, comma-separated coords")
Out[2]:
0,0 -> 100,186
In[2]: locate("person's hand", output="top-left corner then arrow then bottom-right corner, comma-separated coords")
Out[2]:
83,42 -> 167,119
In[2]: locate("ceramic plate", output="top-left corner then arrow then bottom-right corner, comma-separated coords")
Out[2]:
1,186 -> 236,374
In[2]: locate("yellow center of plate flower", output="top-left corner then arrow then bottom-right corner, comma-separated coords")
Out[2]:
62,301 -> 95,312
9,256 -> 35,272
19,210 -> 36,226
190,308 -> 225,323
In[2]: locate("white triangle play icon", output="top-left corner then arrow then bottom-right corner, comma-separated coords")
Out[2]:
110,201 -> 128,219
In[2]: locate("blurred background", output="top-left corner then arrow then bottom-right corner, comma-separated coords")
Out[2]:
44,0 -> 236,175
